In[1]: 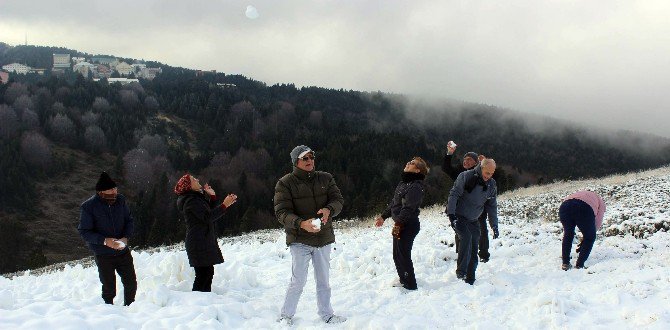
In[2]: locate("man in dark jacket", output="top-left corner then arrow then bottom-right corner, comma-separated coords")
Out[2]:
78,172 -> 137,305
274,145 -> 346,325
447,159 -> 500,285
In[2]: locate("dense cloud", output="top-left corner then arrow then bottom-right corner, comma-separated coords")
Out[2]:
1,0 -> 669,137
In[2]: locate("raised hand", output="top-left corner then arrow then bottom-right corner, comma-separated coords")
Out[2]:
223,193 -> 238,207
203,183 -> 216,196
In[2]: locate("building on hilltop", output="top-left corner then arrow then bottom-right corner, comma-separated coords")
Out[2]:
53,54 -> 71,70
138,67 -> 162,80
96,77 -> 140,85
196,70 -> 216,77
72,57 -> 86,64
115,62 -> 133,76
131,63 -> 146,73
95,64 -> 112,78
91,57 -> 116,65
73,62 -> 96,77
30,68 -> 46,75
2,63 -> 32,74
108,59 -> 121,70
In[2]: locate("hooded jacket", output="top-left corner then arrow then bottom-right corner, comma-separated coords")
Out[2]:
274,167 -> 344,247
447,165 -> 499,229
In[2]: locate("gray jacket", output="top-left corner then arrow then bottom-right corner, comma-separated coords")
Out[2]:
447,165 -> 498,228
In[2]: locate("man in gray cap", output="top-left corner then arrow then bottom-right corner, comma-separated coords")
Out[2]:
274,145 -> 346,325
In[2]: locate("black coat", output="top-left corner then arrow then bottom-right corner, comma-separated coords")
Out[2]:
177,191 -> 227,267
443,153 -> 467,181
78,194 -> 133,256
381,173 -> 425,225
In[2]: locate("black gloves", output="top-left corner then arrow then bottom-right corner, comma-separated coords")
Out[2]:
448,214 -> 457,227
492,227 -> 499,239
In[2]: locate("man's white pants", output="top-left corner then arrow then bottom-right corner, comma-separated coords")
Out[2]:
280,243 -> 334,318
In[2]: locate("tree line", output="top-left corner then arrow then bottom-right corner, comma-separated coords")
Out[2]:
1,44 -> 669,273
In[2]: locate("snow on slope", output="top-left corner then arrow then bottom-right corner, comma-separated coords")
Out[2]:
1,168 -> 669,329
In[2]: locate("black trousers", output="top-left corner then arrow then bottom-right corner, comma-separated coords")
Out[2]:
393,221 -> 420,290
559,199 -> 597,267
454,212 -> 489,259
454,218 -> 481,281
94,250 -> 137,306
193,265 -> 215,292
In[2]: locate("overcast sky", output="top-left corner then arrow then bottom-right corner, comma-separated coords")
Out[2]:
1,0 -> 669,137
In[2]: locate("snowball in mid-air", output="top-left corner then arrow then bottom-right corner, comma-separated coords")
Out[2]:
245,5 -> 259,19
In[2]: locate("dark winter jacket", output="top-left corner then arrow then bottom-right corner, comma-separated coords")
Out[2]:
274,167 -> 344,247
78,194 -> 133,256
381,172 -> 425,225
177,191 -> 227,267
447,165 -> 499,229
443,153 -> 468,181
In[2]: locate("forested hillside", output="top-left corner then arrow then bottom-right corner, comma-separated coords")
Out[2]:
1,43 -> 669,273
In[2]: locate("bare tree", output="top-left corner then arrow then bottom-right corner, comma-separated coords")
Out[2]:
12,95 -> 34,116
92,97 -> 110,112
21,109 -> 40,130
120,90 -> 139,110
20,131 -> 52,170
0,105 -> 19,140
231,101 -> 255,115
123,148 -> 153,191
144,96 -> 159,110
3,83 -> 29,104
54,87 -> 70,102
152,156 -> 174,178
52,102 -> 66,115
81,111 -> 100,127
48,113 -> 76,143
307,110 -> 323,127
137,134 -> 167,157
84,125 -> 107,154
124,82 -> 145,97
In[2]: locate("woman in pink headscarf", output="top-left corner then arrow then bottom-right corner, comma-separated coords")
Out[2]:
558,190 -> 605,271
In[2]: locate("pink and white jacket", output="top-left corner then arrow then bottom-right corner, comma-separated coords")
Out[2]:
565,191 -> 606,229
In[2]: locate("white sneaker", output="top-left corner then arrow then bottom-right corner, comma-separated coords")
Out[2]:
277,315 -> 293,326
391,279 -> 404,287
324,315 -> 347,324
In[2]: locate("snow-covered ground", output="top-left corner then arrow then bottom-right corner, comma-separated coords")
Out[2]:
1,167 -> 669,329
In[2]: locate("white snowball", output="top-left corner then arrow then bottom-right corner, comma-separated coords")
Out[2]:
245,5 -> 259,19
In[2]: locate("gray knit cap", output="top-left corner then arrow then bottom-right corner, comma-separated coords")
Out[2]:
290,145 -> 314,166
